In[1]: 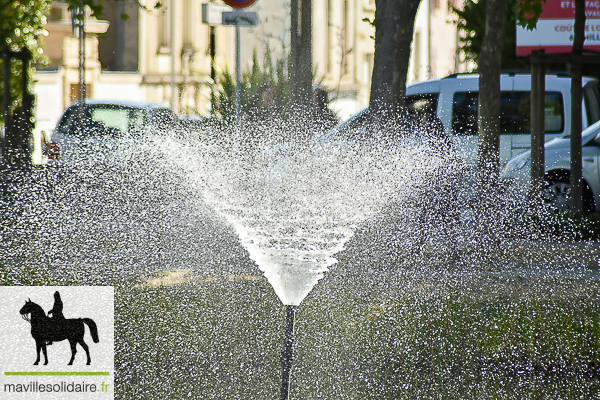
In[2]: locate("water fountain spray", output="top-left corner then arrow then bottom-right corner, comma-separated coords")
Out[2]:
5,113 -> 454,397
184,122 -> 442,398
5,103 -> 600,398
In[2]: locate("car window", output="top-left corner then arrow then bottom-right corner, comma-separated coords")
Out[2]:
92,108 -> 135,136
452,92 -> 478,135
331,110 -> 371,140
58,104 -> 153,137
584,81 -> 600,126
452,91 -> 564,135
406,94 -> 439,116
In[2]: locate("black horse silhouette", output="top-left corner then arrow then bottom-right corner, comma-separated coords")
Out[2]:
19,299 -> 99,365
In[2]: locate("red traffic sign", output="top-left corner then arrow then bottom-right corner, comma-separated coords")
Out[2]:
222,0 -> 257,9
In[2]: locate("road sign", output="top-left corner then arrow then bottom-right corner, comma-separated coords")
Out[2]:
222,0 -> 257,9
222,10 -> 258,27
202,3 -> 232,25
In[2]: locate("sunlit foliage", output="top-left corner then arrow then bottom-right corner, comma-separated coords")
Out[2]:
0,0 -> 51,121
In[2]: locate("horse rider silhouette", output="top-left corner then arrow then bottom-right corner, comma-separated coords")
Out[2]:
20,294 -> 99,365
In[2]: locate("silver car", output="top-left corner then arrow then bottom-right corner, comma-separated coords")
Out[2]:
50,99 -> 178,166
501,119 -> 600,213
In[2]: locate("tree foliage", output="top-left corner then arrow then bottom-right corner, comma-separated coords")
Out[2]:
212,49 -> 290,124
515,0 -> 546,30
454,0 -> 528,71
0,0 -> 50,53
0,0 -> 51,121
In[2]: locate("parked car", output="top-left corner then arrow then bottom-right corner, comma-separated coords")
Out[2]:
405,72 -> 600,167
50,99 -> 179,166
501,119 -> 600,213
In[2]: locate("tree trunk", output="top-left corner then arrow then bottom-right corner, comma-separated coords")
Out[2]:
290,0 -> 313,145
370,0 -> 422,111
476,0 -> 508,244
476,0 -> 508,196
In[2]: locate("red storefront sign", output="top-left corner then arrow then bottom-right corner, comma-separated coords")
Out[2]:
516,1 -> 600,55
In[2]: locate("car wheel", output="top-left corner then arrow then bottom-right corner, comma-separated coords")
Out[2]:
543,174 -> 595,213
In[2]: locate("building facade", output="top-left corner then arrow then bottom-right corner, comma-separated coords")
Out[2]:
34,0 -> 468,125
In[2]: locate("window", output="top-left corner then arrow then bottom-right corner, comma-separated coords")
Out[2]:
90,107 -> 146,135
584,81 -> 600,126
158,7 -> 170,50
60,105 -> 152,138
69,84 -> 92,102
183,0 -> 193,48
406,94 -> 439,116
451,91 -> 564,135
49,3 -> 68,21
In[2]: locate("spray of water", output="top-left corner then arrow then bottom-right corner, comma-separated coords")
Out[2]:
1,113 -> 466,302
139,114 -> 459,305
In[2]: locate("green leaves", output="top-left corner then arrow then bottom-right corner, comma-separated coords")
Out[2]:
453,0 -> 529,71
0,0 -> 50,52
515,0 -> 546,31
211,48 -> 290,122
0,0 -> 51,121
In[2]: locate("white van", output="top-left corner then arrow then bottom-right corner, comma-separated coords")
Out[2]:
405,72 -> 600,167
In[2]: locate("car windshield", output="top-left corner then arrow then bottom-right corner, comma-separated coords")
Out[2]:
563,119 -> 600,141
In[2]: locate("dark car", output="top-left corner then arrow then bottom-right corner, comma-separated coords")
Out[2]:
50,99 -> 178,166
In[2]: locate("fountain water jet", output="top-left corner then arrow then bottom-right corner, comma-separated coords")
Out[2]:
155,133 -> 443,306
143,120 -> 458,398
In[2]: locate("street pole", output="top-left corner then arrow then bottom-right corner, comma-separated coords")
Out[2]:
235,24 -> 241,126
530,51 -> 545,209
76,3 -> 86,126
218,5 -> 258,125
170,0 -> 177,111
570,0 -> 585,216
289,0 -> 312,143
209,25 -> 216,113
